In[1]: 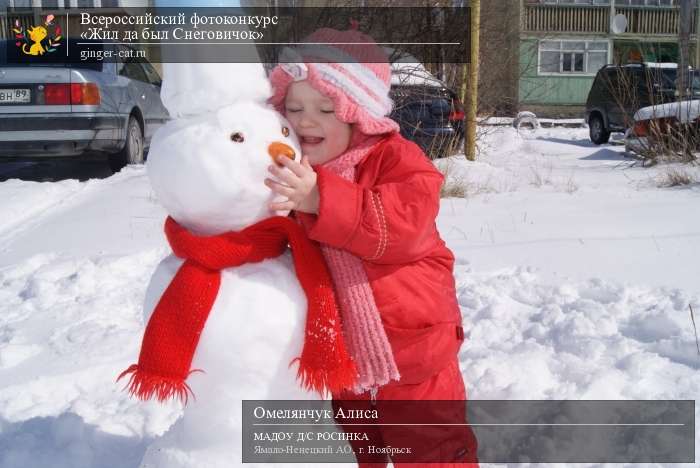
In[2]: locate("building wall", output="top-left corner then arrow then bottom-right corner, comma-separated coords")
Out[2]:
518,38 -> 596,107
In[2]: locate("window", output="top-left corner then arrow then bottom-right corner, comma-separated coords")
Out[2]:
563,52 -> 584,71
118,56 -> 148,83
538,40 -> 608,75
614,0 -> 675,6
141,61 -> 162,86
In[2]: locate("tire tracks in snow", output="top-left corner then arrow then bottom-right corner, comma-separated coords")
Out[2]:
0,170 -> 149,262
0,184 -> 90,254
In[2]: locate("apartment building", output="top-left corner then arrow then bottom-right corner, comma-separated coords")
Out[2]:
519,0 -> 697,117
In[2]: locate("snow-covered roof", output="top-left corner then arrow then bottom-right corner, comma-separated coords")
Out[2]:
634,99 -> 700,123
614,63 -> 692,71
390,61 -> 444,87
644,62 -> 679,69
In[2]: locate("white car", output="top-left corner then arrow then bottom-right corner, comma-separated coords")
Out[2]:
0,39 -> 169,172
625,99 -> 700,157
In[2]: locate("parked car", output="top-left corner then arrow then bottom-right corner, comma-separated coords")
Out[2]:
0,39 -> 169,172
625,99 -> 700,157
388,54 -> 464,158
585,63 -> 698,145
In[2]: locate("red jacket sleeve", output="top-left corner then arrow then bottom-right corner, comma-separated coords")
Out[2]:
300,138 -> 444,264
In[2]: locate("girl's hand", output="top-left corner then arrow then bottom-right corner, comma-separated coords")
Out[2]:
265,155 -> 319,214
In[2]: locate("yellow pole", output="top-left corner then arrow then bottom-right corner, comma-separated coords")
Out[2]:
465,0 -> 480,161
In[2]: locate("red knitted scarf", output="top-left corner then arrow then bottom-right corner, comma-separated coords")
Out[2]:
118,215 -> 357,404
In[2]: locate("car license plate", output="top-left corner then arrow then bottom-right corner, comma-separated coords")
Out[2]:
0,89 -> 31,104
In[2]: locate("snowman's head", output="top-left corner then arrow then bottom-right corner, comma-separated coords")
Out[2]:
147,100 -> 301,235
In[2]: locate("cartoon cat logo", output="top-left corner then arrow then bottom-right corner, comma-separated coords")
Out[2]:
12,15 -> 62,56
23,25 -> 48,55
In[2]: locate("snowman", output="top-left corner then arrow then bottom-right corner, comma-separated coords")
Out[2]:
118,58 -> 356,468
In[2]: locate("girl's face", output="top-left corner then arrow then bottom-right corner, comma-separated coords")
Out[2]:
283,80 -> 353,166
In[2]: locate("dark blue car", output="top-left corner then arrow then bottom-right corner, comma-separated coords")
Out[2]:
388,59 -> 465,159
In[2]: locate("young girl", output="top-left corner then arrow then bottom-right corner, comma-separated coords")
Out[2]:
265,27 -> 479,467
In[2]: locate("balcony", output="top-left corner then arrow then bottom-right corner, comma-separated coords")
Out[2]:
615,5 -> 695,35
523,3 -> 697,36
523,5 -> 610,33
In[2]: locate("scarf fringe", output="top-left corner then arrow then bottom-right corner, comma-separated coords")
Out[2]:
117,364 -> 199,405
302,134 -> 401,392
290,357 -> 357,397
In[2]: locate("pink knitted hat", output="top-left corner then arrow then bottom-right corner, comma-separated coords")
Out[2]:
268,27 -> 399,136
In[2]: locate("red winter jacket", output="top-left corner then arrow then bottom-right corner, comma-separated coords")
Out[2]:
297,133 -> 465,386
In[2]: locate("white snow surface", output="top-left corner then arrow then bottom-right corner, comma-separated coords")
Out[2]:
481,116 -> 586,127
1,126 -> 699,467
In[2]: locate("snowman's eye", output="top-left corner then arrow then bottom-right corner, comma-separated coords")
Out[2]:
281,126 -> 290,137
230,132 -> 245,143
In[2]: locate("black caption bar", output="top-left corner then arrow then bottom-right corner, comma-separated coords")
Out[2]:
243,400 -> 694,463
4,7 -> 470,64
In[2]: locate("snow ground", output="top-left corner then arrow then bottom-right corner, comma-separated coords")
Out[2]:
0,126 -> 698,468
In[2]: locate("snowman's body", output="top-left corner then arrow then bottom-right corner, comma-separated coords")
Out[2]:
139,253 -> 311,468
136,62 -> 323,468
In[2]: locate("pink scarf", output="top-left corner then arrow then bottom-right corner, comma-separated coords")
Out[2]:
301,133 -> 401,394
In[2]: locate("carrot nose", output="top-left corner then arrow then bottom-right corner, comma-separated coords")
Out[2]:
268,141 -> 296,163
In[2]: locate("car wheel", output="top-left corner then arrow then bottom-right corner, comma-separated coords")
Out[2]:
109,116 -> 144,173
589,114 -> 611,145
